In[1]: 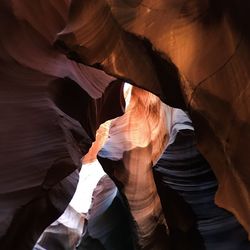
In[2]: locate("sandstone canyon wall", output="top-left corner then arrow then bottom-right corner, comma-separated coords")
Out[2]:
0,1 -> 250,249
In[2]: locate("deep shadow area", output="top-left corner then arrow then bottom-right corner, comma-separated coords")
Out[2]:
153,128 -> 250,250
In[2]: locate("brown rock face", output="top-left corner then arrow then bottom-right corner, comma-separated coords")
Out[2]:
1,0 -> 250,249
99,87 -> 171,249
57,0 -> 250,239
0,1 -> 124,248
56,0 -> 186,109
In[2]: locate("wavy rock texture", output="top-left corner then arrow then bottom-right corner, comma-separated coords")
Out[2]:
154,109 -> 250,250
0,1 -> 124,249
99,86 -> 171,249
82,121 -> 112,164
34,174 -> 136,250
56,0 -> 186,109
34,205 -> 86,250
33,118 -> 127,250
2,0 -> 250,249
58,0 -> 250,238
80,175 -> 135,250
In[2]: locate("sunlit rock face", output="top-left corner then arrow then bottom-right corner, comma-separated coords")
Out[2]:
56,0 -> 186,109
0,1 -> 124,249
98,86 -> 171,249
34,121 -> 134,250
34,161 -> 106,250
69,162 -> 106,214
57,0 -> 250,238
1,0 -> 250,249
34,205 -> 86,250
35,173 -> 136,250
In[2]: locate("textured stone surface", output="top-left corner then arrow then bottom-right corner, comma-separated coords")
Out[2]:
154,110 -> 250,250
1,0 -> 250,249
0,1 -> 124,248
98,87 -> 171,249
34,175 -> 136,250
58,0 -> 250,238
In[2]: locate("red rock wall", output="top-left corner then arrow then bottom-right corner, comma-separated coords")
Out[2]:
58,0 -> 250,239
98,87 -> 171,249
0,1 -> 124,248
1,0 -> 250,249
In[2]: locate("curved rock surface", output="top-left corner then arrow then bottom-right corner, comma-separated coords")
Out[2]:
154,109 -> 250,250
0,1 -> 124,248
99,86 -> 171,249
34,205 -> 86,250
82,175 -> 135,250
58,0 -> 250,238
34,174 -> 136,250
1,0 -> 250,249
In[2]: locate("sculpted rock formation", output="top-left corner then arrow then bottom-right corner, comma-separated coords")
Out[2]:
34,174 -> 136,250
154,109 -> 250,250
1,0 -> 250,249
57,0 -> 250,239
0,1 -> 124,249
99,86 -> 171,249
79,175 -> 135,250
34,205 -> 86,250
35,118 -> 136,250
35,104 -> 250,250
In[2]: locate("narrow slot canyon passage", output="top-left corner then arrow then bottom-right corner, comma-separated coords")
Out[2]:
1,1 -> 250,249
